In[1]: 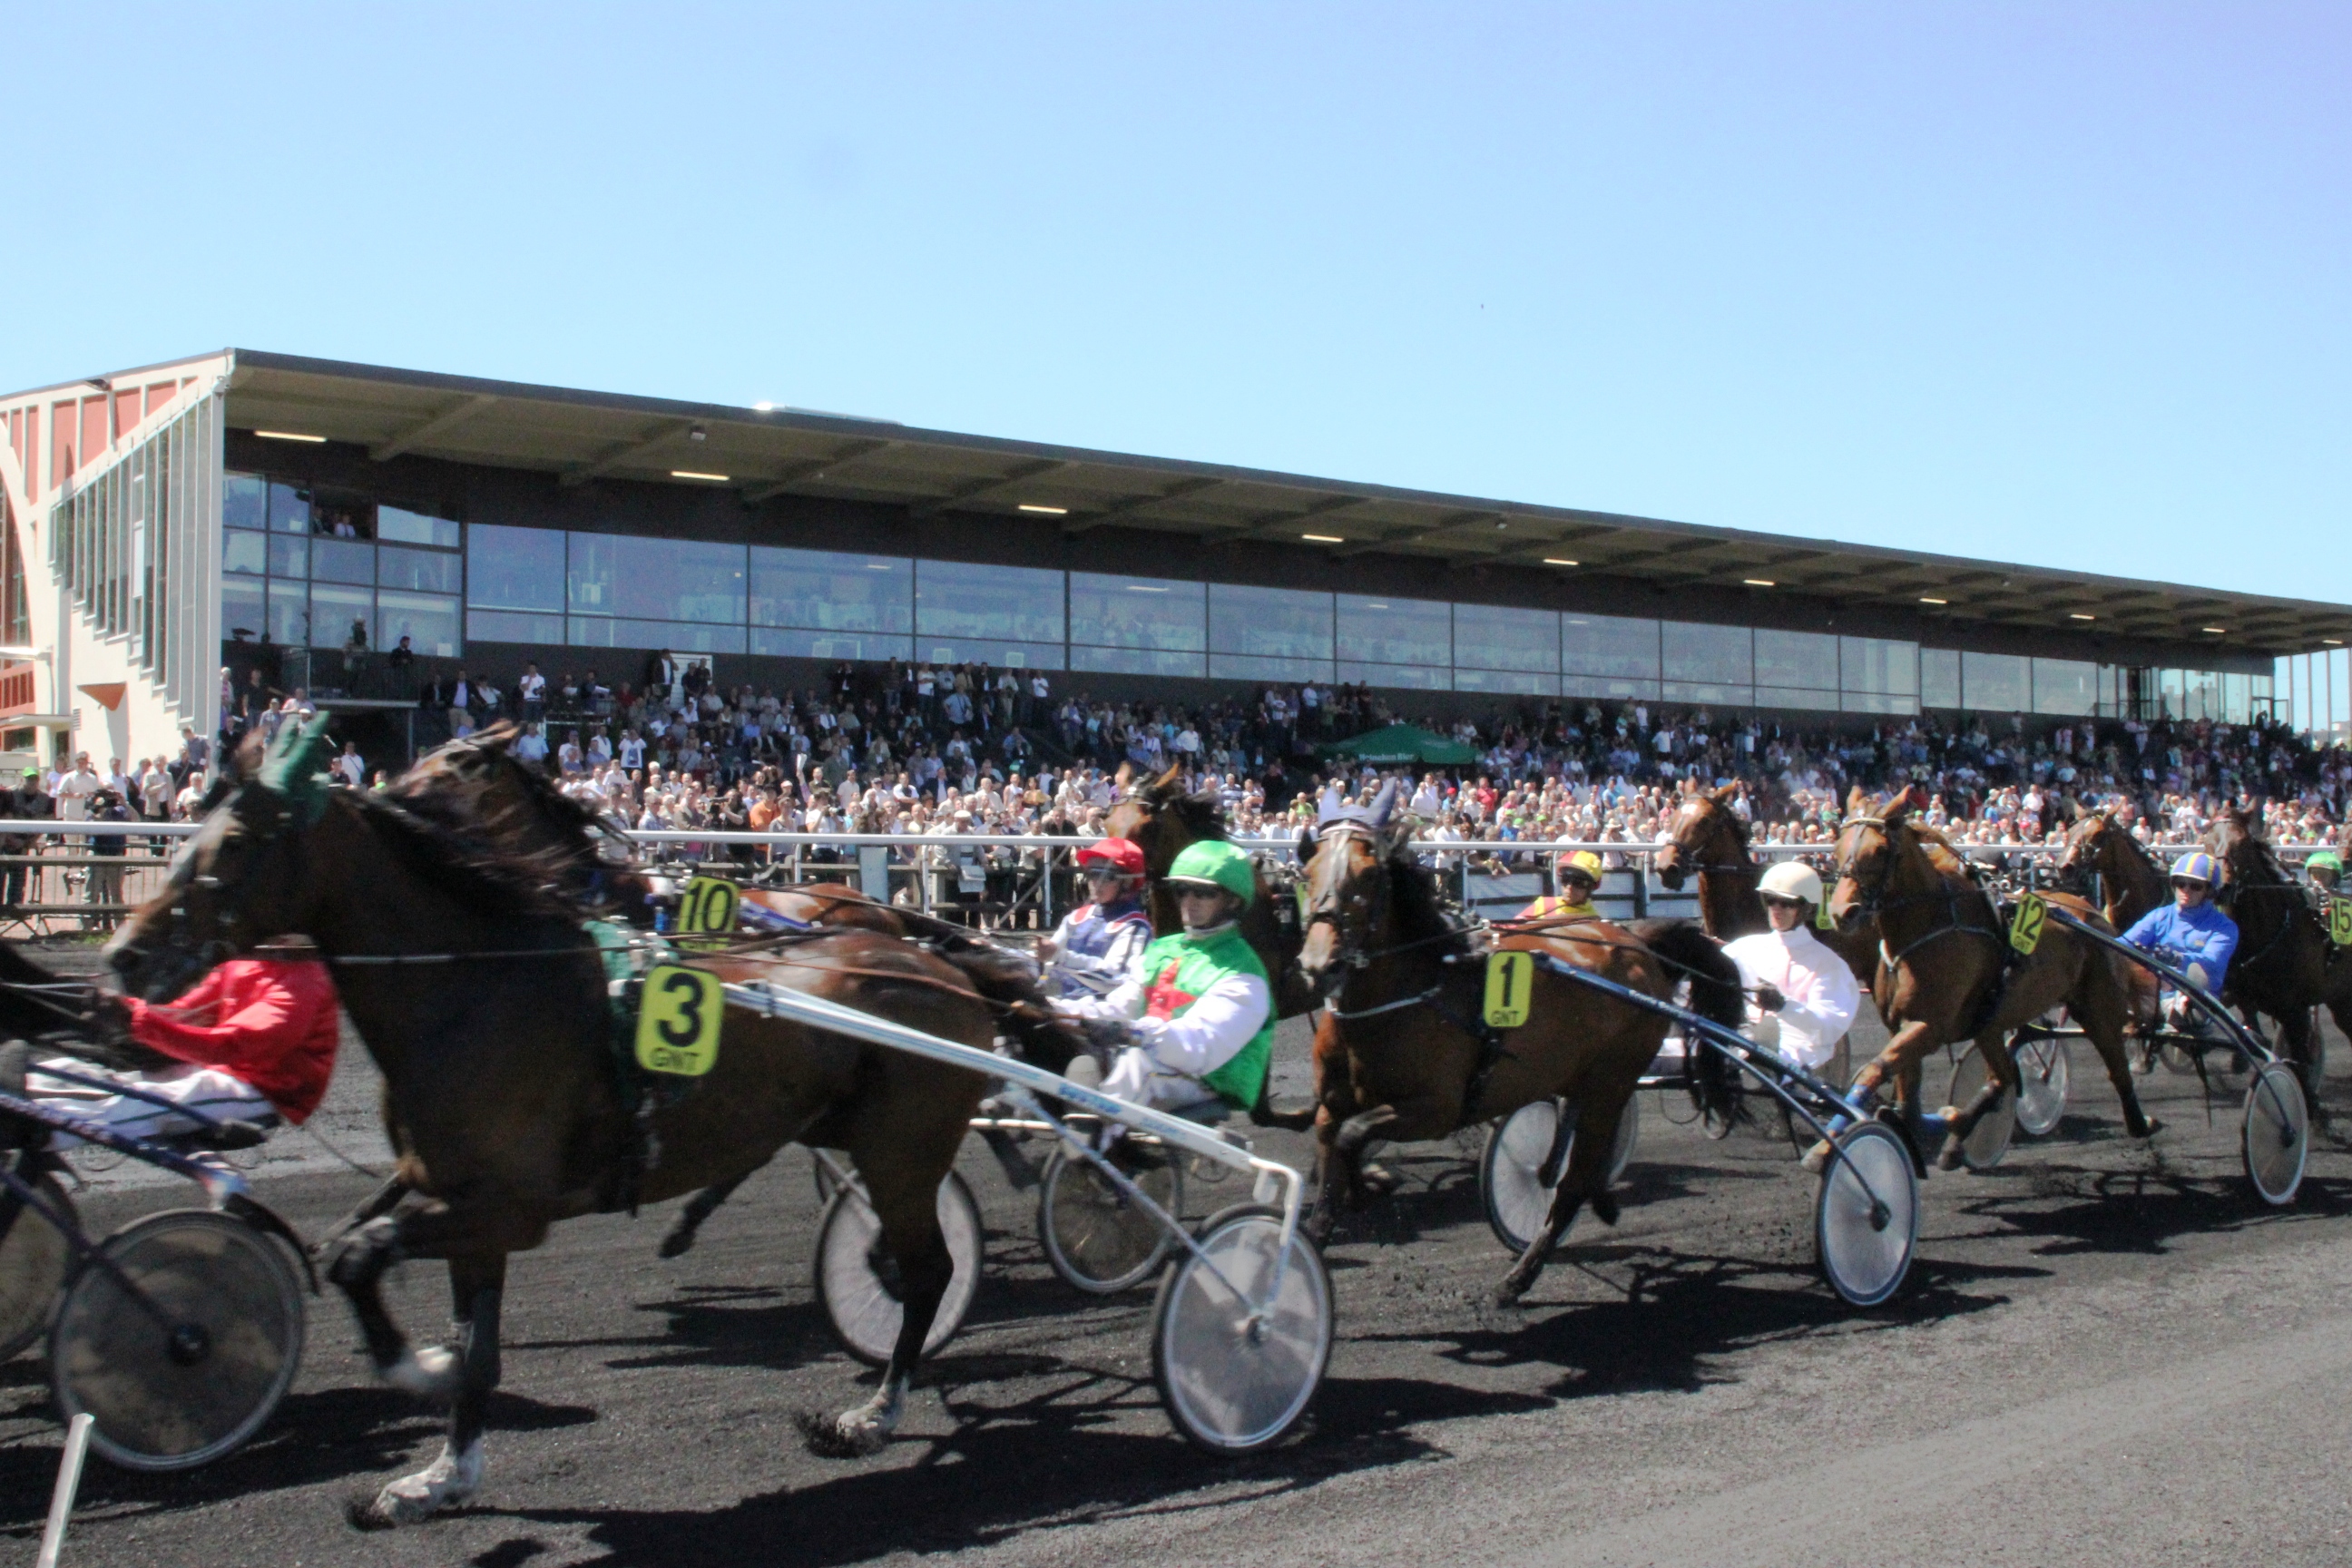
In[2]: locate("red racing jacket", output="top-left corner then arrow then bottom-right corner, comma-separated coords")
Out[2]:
123,957 -> 340,1122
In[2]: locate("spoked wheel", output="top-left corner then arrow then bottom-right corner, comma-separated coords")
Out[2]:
1480,1099 -> 1637,1256
2012,1034 -> 2069,1138
815,1171 -> 983,1367
2242,1062 -> 2308,1208
1815,1122 -> 1918,1308
50,1210 -> 304,1471
1152,1203 -> 1331,1455
1039,1143 -> 1183,1294
1945,1044 -> 2017,1171
0,1173 -> 74,1362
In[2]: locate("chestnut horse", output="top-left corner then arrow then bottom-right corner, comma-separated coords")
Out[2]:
1296,789 -> 1744,1304
1827,787 -> 2155,1169
105,723 -> 1038,1527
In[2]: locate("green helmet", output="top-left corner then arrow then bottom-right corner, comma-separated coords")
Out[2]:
1166,840 -> 1256,906
2310,850 -> 2343,875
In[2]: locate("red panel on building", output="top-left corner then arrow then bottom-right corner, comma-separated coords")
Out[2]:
113,388 -> 138,438
0,662 -> 34,718
52,400 -> 74,487
80,397 -> 106,467
144,381 -> 177,418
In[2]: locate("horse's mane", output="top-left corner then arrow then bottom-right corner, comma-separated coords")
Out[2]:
2220,821 -> 2290,886
1382,828 -> 1472,956
339,788 -> 595,927
1138,769 -> 1229,842
387,728 -> 640,914
1900,819 -> 1975,882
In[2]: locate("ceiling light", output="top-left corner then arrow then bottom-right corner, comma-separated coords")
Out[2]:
1302,534 -> 1346,543
1017,504 -> 1068,515
1743,579 -> 1776,588
1544,558 -> 1579,567
864,564 -> 893,571
2070,613 -> 2096,622
2326,638 -> 2345,645
255,430 -> 326,443
1919,596 -> 1947,605
670,470 -> 730,482
752,401 -> 775,412
2202,627 -> 2226,634
1123,584 -> 1168,593
688,426 -> 708,443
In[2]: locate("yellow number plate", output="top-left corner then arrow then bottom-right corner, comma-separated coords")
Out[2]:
2008,893 -> 2047,957
1483,950 -> 1534,1029
1815,897 -> 1837,931
634,965 -> 724,1077
677,876 -> 741,946
2328,897 -> 2352,948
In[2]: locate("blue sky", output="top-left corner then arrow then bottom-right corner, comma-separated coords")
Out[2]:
8,3 -> 2346,606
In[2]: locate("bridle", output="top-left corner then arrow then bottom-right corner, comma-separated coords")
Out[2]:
1301,821 -> 1391,978
153,785 -> 309,975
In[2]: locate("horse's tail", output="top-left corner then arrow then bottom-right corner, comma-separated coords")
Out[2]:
1628,917 -> 1745,1124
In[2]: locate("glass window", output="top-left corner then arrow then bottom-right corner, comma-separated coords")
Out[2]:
751,548 -> 913,634
221,575 -> 266,642
1336,660 -> 1448,691
1962,652 -> 2031,712
1662,622 -> 1752,685
377,505 -> 459,550
1840,691 -> 1919,716
1563,614 -> 1660,679
1921,648 -> 1961,708
1336,593 -> 1448,668
1070,573 -> 1206,652
378,545 -> 462,594
914,560 -> 1064,645
1455,667 -> 1559,696
267,534 -> 308,579
569,534 -> 746,624
269,481 -> 309,534
1755,629 -> 1838,691
2098,665 -> 2121,715
1755,686 -> 1845,711
309,583 -> 372,650
468,610 -> 564,645
222,532 -> 268,576
1840,636 -> 1918,697
1208,583 -> 1331,661
2033,658 -> 2098,716
1563,672 -> 1661,701
568,616 -> 748,655
466,524 -> 565,612
224,473 -> 267,531
1662,681 -> 1749,706
751,628 -> 916,662
1071,645 -> 1209,678
914,637 -> 1064,671
1209,652 -> 1333,683
2222,671 -> 2252,723
1453,603 -> 1557,674
266,582 -> 309,645
377,591 -> 462,659
311,538 -> 375,585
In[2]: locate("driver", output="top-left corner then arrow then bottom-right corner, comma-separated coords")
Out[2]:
1522,849 -> 1603,922
1038,838 -> 1153,997
2307,849 -> 2342,901
1054,839 -> 1272,1115
2121,851 -> 2239,1036
1720,862 -> 1859,1073
28,937 -> 339,1144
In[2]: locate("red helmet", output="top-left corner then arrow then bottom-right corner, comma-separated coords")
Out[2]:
1076,837 -> 1146,876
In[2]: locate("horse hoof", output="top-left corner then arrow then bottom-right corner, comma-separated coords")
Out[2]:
796,1405 -> 893,1458
2135,1117 -> 2163,1141
1489,1283 -> 1526,1309
348,1440 -> 482,1529
382,1345 -> 460,1401
1935,1137 -> 1965,1172
1590,1191 -> 1619,1226
1357,1161 -> 1400,1198
1799,1142 -> 1832,1175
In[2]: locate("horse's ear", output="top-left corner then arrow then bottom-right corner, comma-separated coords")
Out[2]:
1296,824 -> 1317,866
1884,788 -> 1918,826
1711,782 -> 1740,805
1369,779 -> 1397,827
1149,763 -> 1183,802
1845,783 -> 1870,818
1318,786 -> 1344,823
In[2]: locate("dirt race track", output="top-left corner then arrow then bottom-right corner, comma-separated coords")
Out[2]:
6,953 -> 2352,1568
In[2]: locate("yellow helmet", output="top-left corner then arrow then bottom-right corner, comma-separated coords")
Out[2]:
1556,849 -> 1603,885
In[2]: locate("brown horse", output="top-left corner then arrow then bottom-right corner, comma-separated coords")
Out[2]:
2054,807 -> 2170,1030
1295,789 -> 1745,1304
104,724 -> 1041,1527
1827,787 -> 2155,1169
2202,804 -> 2336,1090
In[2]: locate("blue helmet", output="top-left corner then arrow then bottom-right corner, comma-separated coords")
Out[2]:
2170,850 -> 2218,886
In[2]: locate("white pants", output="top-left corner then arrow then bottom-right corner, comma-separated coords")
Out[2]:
28,1059 -> 275,1146
1100,1046 -> 1222,1114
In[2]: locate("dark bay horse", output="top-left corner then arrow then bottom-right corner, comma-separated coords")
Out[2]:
2203,804 -> 2336,1091
1295,790 -> 1744,1304
105,722 -> 1027,1527
1828,787 -> 2154,1169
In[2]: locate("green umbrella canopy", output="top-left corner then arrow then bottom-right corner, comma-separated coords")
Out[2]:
1319,723 -> 1477,766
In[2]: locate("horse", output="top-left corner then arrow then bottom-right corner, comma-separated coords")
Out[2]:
104,719 -> 1051,1527
1294,783 -> 1746,1305
1827,786 -> 2156,1170
2202,804 -> 2336,1092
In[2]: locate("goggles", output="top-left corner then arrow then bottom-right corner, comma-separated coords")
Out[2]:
1759,893 -> 1807,909
2171,877 -> 2210,891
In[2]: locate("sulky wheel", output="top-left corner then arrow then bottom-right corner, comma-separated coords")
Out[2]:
50,1210 -> 304,1472
1039,1142 -> 1183,1294
1814,1122 -> 1918,1308
1480,1099 -> 1637,1256
2012,1034 -> 2069,1138
815,1171 -> 982,1367
2242,1062 -> 2308,1208
1152,1203 -> 1331,1455
0,1172 -> 74,1364
1945,1044 -> 2017,1171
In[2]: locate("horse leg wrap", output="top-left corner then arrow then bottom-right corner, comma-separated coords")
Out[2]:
326,1216 -> 405,1291
459,1288 -> 502,1392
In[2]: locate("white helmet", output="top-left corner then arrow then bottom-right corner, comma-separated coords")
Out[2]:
1758,861 -> 1825,906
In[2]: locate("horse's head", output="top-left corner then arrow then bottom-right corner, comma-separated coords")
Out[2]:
2053,806 -> 2114,892
1294,780 -> 1400,995
106,715 -> 336,1002
1104,765 -> 1210,880
1654,782 -> 1743,891
1828,784 -> 1921,934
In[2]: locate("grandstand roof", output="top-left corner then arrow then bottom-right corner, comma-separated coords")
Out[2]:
38,349 -> 2352,658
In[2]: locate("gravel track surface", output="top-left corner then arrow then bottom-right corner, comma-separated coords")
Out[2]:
5,939 -> 2349,1567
